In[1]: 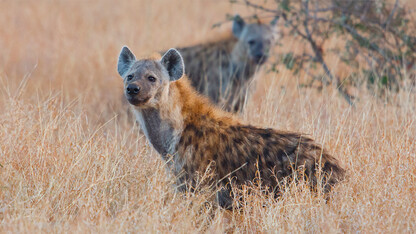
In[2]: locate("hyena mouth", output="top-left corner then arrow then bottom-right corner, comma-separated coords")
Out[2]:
126,96 -> 150,106
254,56 -> 268,65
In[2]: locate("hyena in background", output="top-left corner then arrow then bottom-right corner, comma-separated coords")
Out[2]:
117,47 -> 345,208
173,15 -> 278,112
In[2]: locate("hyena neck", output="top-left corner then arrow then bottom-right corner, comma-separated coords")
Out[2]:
209,37 -> 258,83
230,50 -> 259,83
134,78 -> 239,159
172,78 -> 239,128
133,107 -> 182,159
229,61 -> 258,84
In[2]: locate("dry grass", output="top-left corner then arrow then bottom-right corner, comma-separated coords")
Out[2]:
0,0 -> 415,233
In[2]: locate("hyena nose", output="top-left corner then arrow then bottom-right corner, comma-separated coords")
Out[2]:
126,84 -> 140,95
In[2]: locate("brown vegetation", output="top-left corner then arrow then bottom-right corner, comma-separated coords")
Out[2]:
0,0 -> 415,232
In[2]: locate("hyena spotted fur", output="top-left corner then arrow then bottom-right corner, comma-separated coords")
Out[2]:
167,15 -> 278,112
117,47 -> 345,208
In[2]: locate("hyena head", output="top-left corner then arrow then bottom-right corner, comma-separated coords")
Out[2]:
232,15 -> 278,65
117,47 -> 184,108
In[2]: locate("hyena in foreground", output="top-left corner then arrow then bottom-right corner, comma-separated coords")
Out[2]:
172,15 -> 278,112
117,47 -> 345,208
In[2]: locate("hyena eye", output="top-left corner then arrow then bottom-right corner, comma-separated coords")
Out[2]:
127,74 -> 133,81
148,76 -> 156,82
248,40 -> 256,46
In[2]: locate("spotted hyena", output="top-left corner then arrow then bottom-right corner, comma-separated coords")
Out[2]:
169,15 -> 278,113
117,46 -> 345,208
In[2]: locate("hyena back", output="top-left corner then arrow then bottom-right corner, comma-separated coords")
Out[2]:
117,47 -> 345,208
172,15 -> 278,112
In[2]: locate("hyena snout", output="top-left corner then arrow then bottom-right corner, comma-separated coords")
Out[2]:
126,84 -> 140,96
250,42 -> 270,64
253,53 -> 268,64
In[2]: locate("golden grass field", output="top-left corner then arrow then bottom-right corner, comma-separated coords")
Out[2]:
0,0 -> 415,232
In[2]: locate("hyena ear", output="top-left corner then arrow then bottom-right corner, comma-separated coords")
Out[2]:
232,14 -> 245,38
117,46 -> 136,77
161,48 -> 184,81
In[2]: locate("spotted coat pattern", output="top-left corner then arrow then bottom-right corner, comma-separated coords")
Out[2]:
118,47 -> 345,209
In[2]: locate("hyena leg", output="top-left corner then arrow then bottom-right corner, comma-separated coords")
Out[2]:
216,187 -> 233,209
233,95 -> 245,113
224,85 -> 247,113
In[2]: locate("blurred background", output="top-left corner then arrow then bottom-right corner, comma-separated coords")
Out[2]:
0,0 -> 415,232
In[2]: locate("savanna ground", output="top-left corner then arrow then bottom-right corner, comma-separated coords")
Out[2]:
0,0 -> 415,233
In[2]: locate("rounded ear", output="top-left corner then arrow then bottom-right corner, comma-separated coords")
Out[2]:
117,46 -> 136,77
160,48 -> 184,81
232,14 -> 245,38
